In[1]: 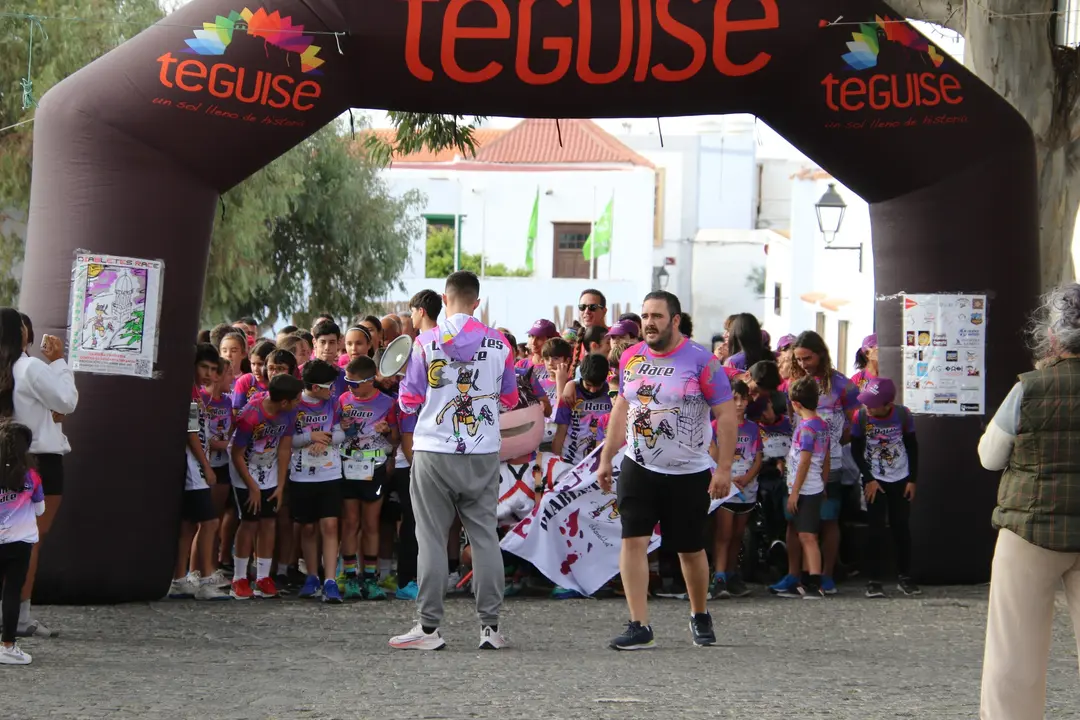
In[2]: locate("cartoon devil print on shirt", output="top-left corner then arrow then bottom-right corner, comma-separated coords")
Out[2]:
435,366 -> 497,452
630,381 -> 678,457
869,437 -> 902,476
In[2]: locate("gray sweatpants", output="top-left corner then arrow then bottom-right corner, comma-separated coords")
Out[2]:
410,450 -> 503,628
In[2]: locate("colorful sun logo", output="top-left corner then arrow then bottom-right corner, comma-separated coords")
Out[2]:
183,7 -> 324,74
841,16 -> 945,71
623,354 -> 646,376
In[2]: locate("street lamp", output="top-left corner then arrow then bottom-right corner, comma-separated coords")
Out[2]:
654,266 -> 670,291
815,182 -> 863,272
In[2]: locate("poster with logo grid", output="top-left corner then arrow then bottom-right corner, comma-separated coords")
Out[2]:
901,293 -> 986,416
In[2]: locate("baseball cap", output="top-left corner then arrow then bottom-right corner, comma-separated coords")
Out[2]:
761,329 -> 771,346
861,333 -> 878,351
606,320 -> 637,338
776,334 -> 796,350
527,319 -> 559,339
857,377 -> 896,409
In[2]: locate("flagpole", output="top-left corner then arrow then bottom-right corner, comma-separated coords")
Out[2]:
590,186 -> 596,280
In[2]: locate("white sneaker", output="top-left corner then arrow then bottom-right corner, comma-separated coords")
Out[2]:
0,643 -> 32,665
196,581 -> 233,601
168,576 -> 198,599
15,619 -> 57,639
389,623 -> 446,651
207,569 -> 231,588
479,626 -> 507,650
447,571 -> 465,594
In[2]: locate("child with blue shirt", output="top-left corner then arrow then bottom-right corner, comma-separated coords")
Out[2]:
849,377 -> 921,598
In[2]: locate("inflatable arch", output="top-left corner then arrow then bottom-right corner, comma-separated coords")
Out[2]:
22,0 -> 1038,602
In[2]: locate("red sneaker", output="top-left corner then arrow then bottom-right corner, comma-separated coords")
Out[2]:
230,579 -> 253,600
254,577 -> 279,598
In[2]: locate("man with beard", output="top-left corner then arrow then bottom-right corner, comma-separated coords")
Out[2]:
597,291 -> 736,651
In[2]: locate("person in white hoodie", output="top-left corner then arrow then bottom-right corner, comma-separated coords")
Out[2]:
0,309 -> 78,638
389,272 -> 519,652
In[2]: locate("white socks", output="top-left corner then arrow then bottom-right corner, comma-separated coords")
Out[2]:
256,558 -> 272,580
18,600 -> 30,625
378,558 -> 392,578
233,556 -> 248,583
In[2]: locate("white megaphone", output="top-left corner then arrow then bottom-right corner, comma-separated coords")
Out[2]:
378,334 -> 412,377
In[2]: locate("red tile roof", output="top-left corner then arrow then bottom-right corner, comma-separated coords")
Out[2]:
362,119 -> 653,168
475,119 -> 654,168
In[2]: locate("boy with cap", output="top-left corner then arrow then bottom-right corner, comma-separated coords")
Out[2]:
851,334 -> 879,390
849,377 -> 920,598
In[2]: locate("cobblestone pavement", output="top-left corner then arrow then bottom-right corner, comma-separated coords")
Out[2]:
6,584 -> 1079,719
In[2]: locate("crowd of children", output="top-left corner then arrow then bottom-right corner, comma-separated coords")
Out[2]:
162,293 -> 920,616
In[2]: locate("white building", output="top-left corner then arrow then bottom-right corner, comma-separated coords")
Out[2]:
373,119 -> 657,341
762,169 -> 874,376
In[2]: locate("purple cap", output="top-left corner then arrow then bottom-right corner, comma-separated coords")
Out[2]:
861,333 -> 878,351
776,334 -> 796,350
528,319 -> 559,339
761,329 -> 772,346
857,377 -> 896,409
606,320 -> 637,338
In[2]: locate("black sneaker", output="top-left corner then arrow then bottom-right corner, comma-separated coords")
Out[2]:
865,582 -> 886,599
897,577 -> 922,596
689,613 -> 716,646
727,575 -> 751,598
710,575 -> 730,600
800,584 -> 825,600
609,621 -> 655,651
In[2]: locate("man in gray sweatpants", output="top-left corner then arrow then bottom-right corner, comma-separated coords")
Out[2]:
389,271 -> 520,651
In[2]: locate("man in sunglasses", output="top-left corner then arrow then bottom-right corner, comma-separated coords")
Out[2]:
578,289 -> 608,329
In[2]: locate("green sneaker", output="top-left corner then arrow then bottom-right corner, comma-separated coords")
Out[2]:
363,577 -> 387,600
379,574 -> 398,593
344,575 -> 362,600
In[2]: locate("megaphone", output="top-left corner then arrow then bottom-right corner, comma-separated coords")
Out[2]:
378,334 -> 412,377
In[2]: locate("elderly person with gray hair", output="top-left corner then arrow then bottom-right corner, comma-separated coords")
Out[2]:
977,283 -> 1080,720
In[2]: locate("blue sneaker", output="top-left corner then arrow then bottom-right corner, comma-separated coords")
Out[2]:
769,574 -> 799,595
821,576 -> 838,595
322,579 -> 343,604
395,581 -> 419,600
298,575 -> 320,599
552,586 -> 584,599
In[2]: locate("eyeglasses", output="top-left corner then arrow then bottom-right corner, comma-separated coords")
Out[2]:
608,390 -> 619,398
313,382 -> 335,390
579,304 -> 605,312
344,377 -> 374,386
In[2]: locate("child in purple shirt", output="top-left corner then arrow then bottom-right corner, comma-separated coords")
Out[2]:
0,423 -> 44,666
850,377 -> 921,599
780,377 -> 831,599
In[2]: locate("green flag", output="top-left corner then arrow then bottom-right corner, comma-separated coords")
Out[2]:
582,195 -> 613,260
525,187 -> 539,273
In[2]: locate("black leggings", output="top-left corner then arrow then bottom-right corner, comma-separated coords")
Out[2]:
392,468 -> 418,587
0,542 -> 32,643
866,479 -> 913,581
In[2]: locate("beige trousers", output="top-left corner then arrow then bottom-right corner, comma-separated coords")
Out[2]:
981,529 -> 1080,719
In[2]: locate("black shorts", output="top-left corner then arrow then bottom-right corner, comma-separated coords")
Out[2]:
182,488 -> 218,524
617,458 -> 711,554
289,479 -> 343,524
785,492 -> 824,535
34,454 -> 64,496
212,465 -> 230,488
720,501 -> 756,516
233,486 -> 279,522
342,463 -> 388,503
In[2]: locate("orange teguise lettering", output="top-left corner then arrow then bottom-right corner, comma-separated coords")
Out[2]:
156,53 -> 322,111
405,0 -> 780,85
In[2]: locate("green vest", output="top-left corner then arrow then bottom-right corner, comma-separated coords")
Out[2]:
993,357 -> 1080,551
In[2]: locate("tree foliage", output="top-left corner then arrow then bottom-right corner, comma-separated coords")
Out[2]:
745,265 -> 766,296
0,0 -> 164,305
363,112 -> 489,166
425,226 -> 531,279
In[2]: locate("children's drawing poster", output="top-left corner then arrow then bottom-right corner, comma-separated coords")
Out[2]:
68,253 -> 164,378
901,293 -> 986,416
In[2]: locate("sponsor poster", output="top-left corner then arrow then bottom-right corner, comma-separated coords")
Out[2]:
901,293 -> 986,415
501,443 -> 738,596
69,253 -> 164,378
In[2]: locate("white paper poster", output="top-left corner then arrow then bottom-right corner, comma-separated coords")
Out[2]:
901,293 -> 986,415
68,253 -> 164,378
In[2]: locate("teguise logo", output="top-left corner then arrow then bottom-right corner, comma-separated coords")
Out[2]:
156,7 -> 325,114
822,16 -> 963,113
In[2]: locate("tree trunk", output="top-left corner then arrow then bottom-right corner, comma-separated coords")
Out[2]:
886,0 -> 1080,289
